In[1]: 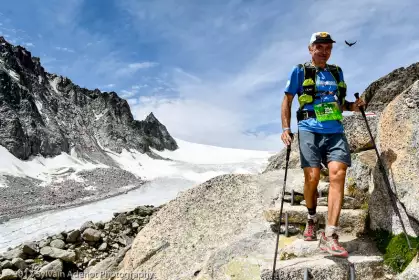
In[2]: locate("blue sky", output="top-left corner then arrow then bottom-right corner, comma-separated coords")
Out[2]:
1,0 -> 419,151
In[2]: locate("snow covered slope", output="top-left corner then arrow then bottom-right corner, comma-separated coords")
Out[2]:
0,137 -> 275,252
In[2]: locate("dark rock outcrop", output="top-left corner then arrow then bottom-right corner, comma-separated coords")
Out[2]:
361,62 -> 419,112
0,36 -> 177,164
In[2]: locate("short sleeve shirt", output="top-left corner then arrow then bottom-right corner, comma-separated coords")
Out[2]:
284,63 -> 345,134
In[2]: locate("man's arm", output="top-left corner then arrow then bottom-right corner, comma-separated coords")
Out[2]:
281,93 -> 294,146
281,93 -> 294,130
281,66 -> 299,146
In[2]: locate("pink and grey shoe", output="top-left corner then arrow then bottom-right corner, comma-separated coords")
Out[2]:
318,231 -> 349,258
303,219 -> 317,241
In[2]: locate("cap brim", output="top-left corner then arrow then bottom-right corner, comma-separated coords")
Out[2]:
312,38 -> 336,44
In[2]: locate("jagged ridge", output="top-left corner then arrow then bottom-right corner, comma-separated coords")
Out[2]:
0,36 -> 177,163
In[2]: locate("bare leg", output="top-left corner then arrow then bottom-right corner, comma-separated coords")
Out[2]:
302,167 -> 321,241
327,161 -> 347,227
303,167 -> 321,209
319,160 -> 350,257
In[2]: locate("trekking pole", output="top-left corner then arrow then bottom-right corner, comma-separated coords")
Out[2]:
303,268 -> 309,280
348,262 -> 356,280
354,93 -> 412,249
271,134 -> 294,280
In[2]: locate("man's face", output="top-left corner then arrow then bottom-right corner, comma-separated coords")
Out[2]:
309,43 -> 332,64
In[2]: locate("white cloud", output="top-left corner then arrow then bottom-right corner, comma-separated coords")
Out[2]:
131,96 -> 281,151
118,84 -> 148,98
102,83 -> 115,88
120,89 -> 136,98
129,62 -> 158,70
115,62 -> 158,77
55,46 -> 75,53
127,98 -> 138,106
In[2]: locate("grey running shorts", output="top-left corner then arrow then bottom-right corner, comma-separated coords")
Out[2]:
298,130 -> 351,168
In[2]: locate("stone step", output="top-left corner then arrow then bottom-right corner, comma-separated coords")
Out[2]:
248,233 -> 394,280
300,196 -> 359,209
217,228 -> 395,280
268,234 -> 381,260
260,254 -> 394,280
263,204 -> 367,236
270,177 -> 330,203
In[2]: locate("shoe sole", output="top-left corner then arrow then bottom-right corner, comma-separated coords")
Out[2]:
319,246 -> 349,258
304,236 -> 317,241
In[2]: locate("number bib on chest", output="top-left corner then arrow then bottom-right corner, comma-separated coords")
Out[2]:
313,102 -> 343,122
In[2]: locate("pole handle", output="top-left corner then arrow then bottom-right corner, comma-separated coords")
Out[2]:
286,133 -> 294,152
354,92 -> 366,116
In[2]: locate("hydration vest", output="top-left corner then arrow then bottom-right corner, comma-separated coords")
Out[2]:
297,62 -> 347,109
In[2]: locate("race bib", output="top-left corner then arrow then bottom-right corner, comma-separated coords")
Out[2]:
313,102 -> 343,122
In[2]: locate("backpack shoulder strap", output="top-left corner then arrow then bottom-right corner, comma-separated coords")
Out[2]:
302,62 -> 316,82
327,64 -> 347,104
326,64 -> 341,83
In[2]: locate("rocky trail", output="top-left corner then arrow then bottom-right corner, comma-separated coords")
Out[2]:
262,176 -> 395,280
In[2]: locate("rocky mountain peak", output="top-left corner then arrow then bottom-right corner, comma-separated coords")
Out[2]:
145,112 -> 159,123
0,36 -> 178,163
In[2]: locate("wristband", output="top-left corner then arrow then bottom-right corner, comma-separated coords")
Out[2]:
283,127 -> 291,132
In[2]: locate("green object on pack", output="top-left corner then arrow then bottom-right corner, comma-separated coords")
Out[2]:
298,94 -> 313,107
302,78 -> 315,87
338,81 -> 346,89
299,78 -> 316,108
313,101 -> 343,122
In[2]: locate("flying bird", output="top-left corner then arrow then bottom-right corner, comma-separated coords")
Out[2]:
345,40 -> 357,47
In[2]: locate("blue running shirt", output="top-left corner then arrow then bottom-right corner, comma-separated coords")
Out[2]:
284,63 -> 345,134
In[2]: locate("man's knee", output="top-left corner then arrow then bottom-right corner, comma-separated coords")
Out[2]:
304,167 -> 321,186
328,161 -> 347,182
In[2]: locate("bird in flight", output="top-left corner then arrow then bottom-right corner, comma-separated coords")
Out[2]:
345,40 -> 357,47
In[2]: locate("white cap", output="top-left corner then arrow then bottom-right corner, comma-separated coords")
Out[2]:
309,32 -> 336,44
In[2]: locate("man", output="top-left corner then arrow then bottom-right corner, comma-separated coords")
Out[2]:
280,31 -> 365,257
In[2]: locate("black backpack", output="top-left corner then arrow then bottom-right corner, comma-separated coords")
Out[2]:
296,62 -> 347,109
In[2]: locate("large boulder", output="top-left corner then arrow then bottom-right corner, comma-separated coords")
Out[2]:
344,150 -> 377,208
40,247 -> 76,262
361,62 -> 419,112
342,114 -> 379,153
86,171 -> 298,280
345,150 -> 377,192
397,256 -> 419,280
368,80 -> 419,236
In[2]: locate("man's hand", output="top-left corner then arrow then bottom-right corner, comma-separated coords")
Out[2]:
351,98 -> 366,112
281,130 -> 293,146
